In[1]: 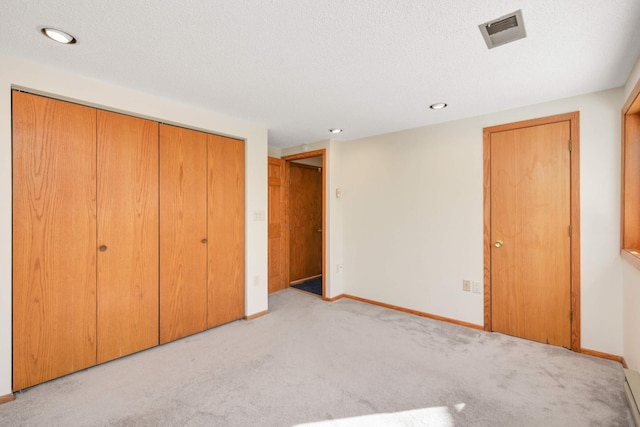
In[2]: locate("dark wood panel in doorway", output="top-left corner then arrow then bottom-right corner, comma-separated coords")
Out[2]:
289,162 -> 322,282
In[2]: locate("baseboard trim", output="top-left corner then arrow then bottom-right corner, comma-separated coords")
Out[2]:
342,294 -> 484,331
245,310 -> 269,321
323,294 -> 345,302
290,274 -> 322,286
580,347 -> 624,364
0,393 -> 14,404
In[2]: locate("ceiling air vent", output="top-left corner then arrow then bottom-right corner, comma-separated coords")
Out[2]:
479,10 -> 526,49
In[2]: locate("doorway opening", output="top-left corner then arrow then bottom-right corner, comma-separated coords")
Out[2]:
268,149 -> 326,298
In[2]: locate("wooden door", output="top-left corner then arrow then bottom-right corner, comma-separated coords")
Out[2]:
159,124 -> 208,344
268,157 -> 288,293
289,163 -> 322,282
12,92 -> 97,390
97,111 -> 159,363
207,135 -> 245,327
489,119 -> 572,347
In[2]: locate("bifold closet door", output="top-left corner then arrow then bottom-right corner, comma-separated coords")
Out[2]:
159,124 -> 208,344
208,135 -> 245,327
97,111 -> 159,363
12,92 -> 97,391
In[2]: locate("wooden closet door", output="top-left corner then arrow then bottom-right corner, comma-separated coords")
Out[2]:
159,124 -> 208,344
208,135 -> 245,327
12,92 -> 97,390
97,111 -> 159,363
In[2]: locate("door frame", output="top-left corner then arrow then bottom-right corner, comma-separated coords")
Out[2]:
282,149 -> 326,298
483,112 -> 580,351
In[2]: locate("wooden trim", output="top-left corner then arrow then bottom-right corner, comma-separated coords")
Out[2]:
343,295 -> 484,330
621,76 -> 640,261
623,74 -> 640,114
284,161 -> 291,287
580,348 -> 625,365
570,113 -> 581,352
290,274 -> 322,285
483,129 -> 492,332
244,310 -> 269,321
621,108 -> 626,252
622,357 -> 629,369
622,249 -> 640,270
482,113 -> 578,133
282,149 -> 327,298
0,393 -> 14,404
282,149 -> 326,162
483,112 -> 581,351
323,294 -> 344,302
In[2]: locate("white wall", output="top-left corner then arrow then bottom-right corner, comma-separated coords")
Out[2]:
623,56 -> 640,371
623,261 -> 640,370
0,54 -> 269,396
339,88 -> 624,355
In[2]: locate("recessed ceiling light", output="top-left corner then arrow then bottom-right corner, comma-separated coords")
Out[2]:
429,103 -> 447,110
329,128 -> 343,134
41,27 -> 77,44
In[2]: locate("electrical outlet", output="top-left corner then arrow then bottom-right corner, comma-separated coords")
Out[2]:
462,280 -> 471,292
472,281 -> 482,294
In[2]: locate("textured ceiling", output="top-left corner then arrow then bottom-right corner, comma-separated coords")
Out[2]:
1,1 -> 640,148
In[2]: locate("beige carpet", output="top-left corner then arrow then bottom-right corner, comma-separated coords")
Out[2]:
0,289 -> 633,426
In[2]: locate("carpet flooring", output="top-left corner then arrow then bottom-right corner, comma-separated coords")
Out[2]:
0,289 -> 633,426
291,276 -> 322,296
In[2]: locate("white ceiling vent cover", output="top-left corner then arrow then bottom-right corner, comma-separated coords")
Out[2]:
479,10 -> 526,49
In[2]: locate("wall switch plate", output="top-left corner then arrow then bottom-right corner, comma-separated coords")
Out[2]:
472,281 -> 482,294
463,280 -> 471,292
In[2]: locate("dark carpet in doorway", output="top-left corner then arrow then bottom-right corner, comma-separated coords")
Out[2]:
291,277 -> 322,296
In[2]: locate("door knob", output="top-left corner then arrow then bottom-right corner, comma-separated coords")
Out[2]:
494,240 -> 503,248
99,245 -> 108,252
201,238 -> 208,244
317,228 -> 322,233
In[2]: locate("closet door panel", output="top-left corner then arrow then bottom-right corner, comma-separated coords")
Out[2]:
97,111 -> 159,363
208,135 -> 245,327
12,92 -> 97,390
159,124 -> 208,344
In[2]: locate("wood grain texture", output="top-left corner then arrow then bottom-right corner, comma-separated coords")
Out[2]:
288,163 -> 322,282
159,125 -> 208,344
621,76 -> 640,273
486,114 -> 576,349
12,92 -> 97,391
207,135 -> 245,328
96,111 -> 159,363
483,129 -> 492,331
569,114 -> 581,352
623,113 -> 640,249
268,157 -> 288,293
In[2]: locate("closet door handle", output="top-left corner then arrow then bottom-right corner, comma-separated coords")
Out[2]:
99,245 -> 108,252
201,239 -> 208,244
